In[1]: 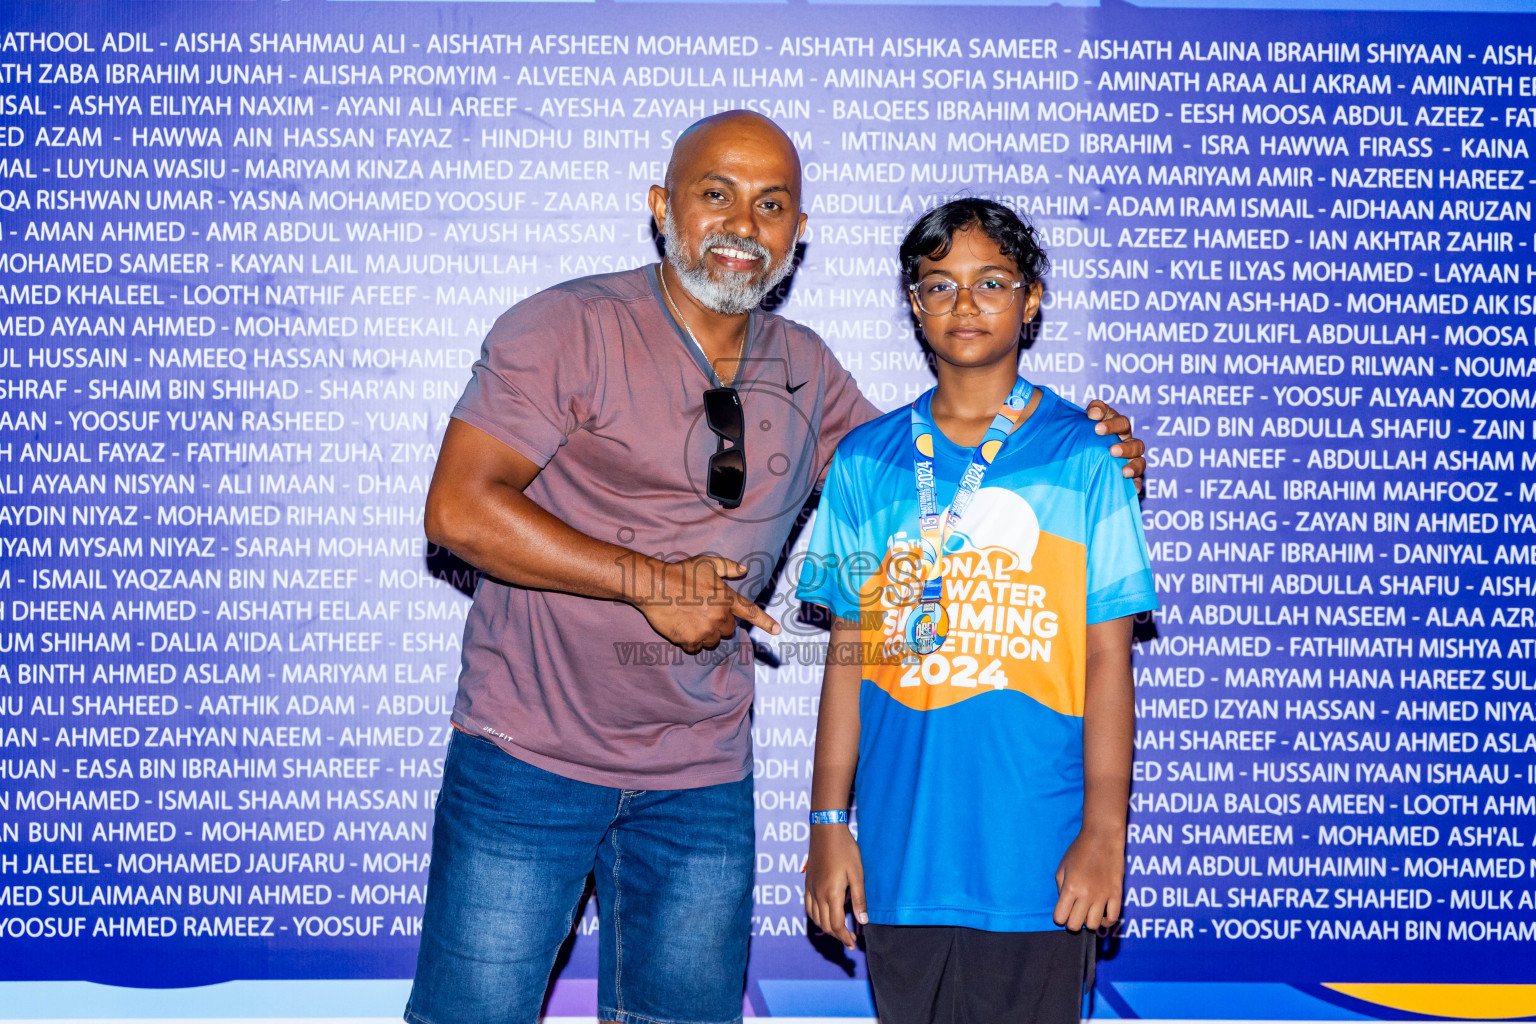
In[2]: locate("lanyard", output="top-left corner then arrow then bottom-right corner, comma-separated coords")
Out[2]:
905,377 -> 1033,654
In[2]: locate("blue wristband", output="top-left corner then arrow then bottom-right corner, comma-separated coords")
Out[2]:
810,810 -> 849,825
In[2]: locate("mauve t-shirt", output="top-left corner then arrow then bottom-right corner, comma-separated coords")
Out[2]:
449,265 -> 879,789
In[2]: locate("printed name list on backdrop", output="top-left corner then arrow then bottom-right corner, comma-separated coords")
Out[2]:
0,0 -> 1533,1018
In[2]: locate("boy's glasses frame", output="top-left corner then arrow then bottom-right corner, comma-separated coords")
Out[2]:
908,277 -> 1026,316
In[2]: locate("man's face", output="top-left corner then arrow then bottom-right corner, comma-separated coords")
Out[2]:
649,119 -> 808,315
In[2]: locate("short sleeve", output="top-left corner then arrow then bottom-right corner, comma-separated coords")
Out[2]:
796,448 -> 869,623
1084,447 -> 1158,624
813,341 -> 881,480
450,288 -> 603,467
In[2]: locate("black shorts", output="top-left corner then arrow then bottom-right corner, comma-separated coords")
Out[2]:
863,924 -> 1094,1024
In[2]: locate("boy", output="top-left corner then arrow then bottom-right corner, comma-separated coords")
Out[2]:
797,199 -> 1157,1023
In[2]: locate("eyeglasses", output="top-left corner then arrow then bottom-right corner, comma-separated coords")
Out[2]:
704,387 -> 745,509
908,276 -> 1025,316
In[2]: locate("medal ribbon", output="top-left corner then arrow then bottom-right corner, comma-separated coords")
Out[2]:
909,376 -> 1034,608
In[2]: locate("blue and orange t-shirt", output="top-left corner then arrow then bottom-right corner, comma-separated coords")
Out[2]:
797,383 -> 1158,932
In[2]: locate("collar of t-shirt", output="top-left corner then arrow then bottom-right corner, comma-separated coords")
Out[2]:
917,384 -> 1057,507
647,263 -> 766,389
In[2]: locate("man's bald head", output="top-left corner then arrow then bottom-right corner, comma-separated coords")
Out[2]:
663,110 -> 802,200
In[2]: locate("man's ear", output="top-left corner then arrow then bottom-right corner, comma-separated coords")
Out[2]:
647,184 -> 669,235
795,211 -> 808,244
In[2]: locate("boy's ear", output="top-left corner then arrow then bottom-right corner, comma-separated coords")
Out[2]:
1022,281 -> 1044,321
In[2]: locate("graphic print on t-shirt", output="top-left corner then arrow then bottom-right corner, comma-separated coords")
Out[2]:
861,486 -> 1087,718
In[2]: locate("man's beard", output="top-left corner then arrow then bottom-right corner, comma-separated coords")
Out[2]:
662,217 -> 795,315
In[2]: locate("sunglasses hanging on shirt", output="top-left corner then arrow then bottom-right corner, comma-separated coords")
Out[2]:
704,387 -> 746,509
657,265 -> 750,510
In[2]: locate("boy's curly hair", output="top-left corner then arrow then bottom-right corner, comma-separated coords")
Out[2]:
898,198 -> 1050,285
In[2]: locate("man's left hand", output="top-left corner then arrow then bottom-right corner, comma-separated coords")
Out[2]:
1086,400 -> 1145,491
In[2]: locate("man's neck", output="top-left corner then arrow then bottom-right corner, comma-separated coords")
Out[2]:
659,262 -> 749,370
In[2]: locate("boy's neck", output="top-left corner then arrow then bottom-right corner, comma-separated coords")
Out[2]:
930,360 -> 1028,447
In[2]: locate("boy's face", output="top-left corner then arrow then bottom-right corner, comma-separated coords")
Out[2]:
908,226 -> 1043,373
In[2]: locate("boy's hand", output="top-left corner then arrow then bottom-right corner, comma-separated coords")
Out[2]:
1053,830 -> 1125,933
1085,400 -> 1146,489
805,824 -> 866,950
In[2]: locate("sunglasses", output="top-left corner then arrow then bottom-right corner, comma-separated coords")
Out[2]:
704,387 -> 745,509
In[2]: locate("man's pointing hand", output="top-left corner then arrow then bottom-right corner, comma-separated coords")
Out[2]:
635,554 -> 782,654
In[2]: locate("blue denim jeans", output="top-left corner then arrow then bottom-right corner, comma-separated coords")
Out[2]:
405,730 -> 754,1024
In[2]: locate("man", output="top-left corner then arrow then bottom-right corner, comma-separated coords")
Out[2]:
405,111 -> 1145,1024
